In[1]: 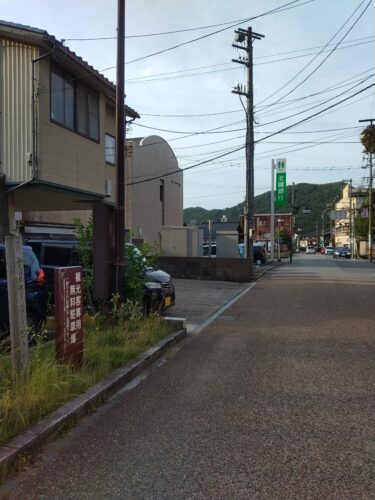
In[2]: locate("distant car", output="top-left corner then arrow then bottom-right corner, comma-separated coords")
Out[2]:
238,243 -> 267,264
333,247 -> 351,259
0,243 -> 47,339
325,246 -> 334,255
306,246 -> 316,255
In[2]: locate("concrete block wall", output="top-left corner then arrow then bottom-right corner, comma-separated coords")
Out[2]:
158,256 -> 253,282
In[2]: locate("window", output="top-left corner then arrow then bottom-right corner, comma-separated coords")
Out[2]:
50,67 -> 100,141
51,69 -> 74,130
105,134 -> 116,164
77,82 -> 99,141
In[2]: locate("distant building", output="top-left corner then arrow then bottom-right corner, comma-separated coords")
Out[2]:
334,183 -> 367,248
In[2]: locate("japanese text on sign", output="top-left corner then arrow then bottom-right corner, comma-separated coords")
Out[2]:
55,266 -> 84,367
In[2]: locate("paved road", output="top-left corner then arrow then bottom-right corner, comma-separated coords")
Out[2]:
2,255 -> 375,499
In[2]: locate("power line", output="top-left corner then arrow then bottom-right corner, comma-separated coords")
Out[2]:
127,83 -> 374,186
255,83 -> 375,144
257,0 -> 373,108
63,0 -> 314,42
124,0 -> 314,65
256,74 -> 374,127
125,37 -> 375,85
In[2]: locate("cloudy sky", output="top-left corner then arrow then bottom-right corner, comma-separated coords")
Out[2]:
3,0 -> 375,209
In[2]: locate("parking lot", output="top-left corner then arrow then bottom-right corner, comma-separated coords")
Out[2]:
165,278 -> 251,332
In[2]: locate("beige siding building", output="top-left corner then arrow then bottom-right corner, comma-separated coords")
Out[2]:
0,21 -> 183,245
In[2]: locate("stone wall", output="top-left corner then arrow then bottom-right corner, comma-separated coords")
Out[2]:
158,256 -> 253,282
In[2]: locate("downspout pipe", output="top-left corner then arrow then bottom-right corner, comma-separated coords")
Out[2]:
31,45 -> 55,179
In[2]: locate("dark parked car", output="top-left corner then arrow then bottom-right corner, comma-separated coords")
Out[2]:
0,243 -> 47,338
125,244 -> 175,312
333,247 -> 351,259
26,239 -> 175,313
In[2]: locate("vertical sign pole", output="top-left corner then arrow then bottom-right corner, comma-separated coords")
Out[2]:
271,159 -> 275,260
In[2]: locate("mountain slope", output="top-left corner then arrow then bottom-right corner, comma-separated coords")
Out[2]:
184,182 -> 343,235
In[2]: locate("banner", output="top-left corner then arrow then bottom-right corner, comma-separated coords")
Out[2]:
275,158 -> 287,208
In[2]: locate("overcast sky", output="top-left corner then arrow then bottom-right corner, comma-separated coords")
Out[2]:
3,0 -> 375,209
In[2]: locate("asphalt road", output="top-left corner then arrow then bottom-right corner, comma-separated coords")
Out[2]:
2,254 -> 375,499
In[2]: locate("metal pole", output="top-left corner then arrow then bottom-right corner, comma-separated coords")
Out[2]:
349,179 -> 352,253
369,153 -> 373,262
271,159 -> 275,260
115,0 -> 126,297
208,219 -> 212,257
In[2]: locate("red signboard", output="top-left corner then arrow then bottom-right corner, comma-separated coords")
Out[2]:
55,266 -> 84,367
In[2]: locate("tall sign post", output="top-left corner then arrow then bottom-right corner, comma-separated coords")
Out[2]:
275,159 -> 287,262
275,158 -> 287,209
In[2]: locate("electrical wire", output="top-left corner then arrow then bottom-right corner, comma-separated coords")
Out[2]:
63,0 -> 314,43
257,0 -> 373,108
125,37 -> 375,85
126,83 -> 374,186
124,0 -> 314,65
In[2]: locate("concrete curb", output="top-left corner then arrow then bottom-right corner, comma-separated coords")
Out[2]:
0,327 -> 187,476
252,261 -> 281,281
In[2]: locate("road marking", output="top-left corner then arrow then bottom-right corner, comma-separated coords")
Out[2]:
190,282 -> 257,336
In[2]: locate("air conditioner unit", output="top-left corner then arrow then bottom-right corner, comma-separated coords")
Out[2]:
105,179 -> 112,196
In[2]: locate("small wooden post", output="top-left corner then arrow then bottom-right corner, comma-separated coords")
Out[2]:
5,234 -> 28,377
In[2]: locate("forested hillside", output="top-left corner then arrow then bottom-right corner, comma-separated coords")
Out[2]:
184,182 -> 343,235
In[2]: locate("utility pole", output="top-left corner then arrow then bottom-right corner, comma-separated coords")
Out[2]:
349,178 -> 352,253
114,0 -> 126,296
359,118 -> 375,262
270,160 -> 275,260
232,27 -> 264,260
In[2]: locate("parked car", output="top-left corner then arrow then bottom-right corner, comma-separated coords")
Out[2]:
125,243 -> 175,312
0,243 -> 47,338
26,238 -> 175,313
333,247 -> 351,259
306,246 -> 316,255
325,245 -> 334,255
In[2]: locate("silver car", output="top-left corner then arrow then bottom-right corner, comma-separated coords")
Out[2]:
306,246 -> 316,255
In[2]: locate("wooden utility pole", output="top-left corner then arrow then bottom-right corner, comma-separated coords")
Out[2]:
5,235 -> 28,377
232,27 -> 264,260
114,0 -> 126,296
359,118 -> 375,262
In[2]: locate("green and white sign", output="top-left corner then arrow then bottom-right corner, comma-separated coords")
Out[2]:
275,158 -> 287,208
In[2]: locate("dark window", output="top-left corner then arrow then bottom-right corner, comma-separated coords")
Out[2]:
43,246 -> 75,266
77,82 -> 99,141
160,180 -> 165,225
0,249 -> 6,279
105,134 -> 116,164
51,69 -> 74,130
51,67 -> 99,141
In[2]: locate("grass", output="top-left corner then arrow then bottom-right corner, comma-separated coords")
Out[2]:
0,313 -> 173,447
